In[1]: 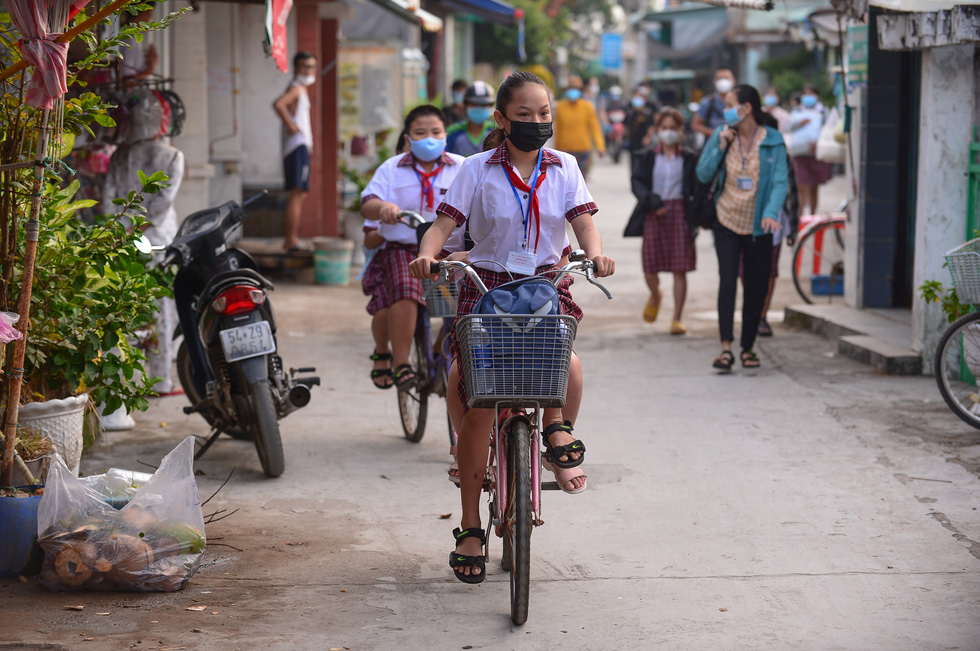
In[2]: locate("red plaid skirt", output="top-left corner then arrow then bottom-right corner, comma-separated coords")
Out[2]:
641,199 -> 695,274
361,243 -> 422,315
793,155 -> 833,186
452,265 -> 582,412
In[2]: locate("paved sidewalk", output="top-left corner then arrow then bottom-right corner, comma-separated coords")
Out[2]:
1,160 -> 978,650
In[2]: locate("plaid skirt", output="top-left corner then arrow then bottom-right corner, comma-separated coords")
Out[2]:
793,155 -> 833,186
361,243 -> 422,315
452,265 -> 582,413
642,199 -> 696,274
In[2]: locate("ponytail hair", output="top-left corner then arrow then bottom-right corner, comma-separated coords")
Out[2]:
483,70 -> 550,152
731,84 -> 775,130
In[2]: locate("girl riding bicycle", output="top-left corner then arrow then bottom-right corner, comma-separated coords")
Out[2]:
409,71 -> 614,583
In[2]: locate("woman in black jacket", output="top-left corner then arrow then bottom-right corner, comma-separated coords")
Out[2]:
626,108 -> 699,334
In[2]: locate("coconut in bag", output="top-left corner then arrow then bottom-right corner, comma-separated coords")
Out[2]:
37,436 -> 206,591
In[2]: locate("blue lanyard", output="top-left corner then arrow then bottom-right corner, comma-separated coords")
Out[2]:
504,148 -> 542,249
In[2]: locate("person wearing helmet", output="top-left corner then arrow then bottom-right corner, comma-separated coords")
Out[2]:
446,81 -> 497,157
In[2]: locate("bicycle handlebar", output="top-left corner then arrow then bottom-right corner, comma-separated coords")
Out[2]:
431,250 -> 612,300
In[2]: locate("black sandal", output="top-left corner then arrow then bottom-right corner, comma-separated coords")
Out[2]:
393,363 -> 417,390
758,319 -> 773,337
541,421 -> 585,469
449,527 -> 486,584
741,349 -> 761,368
713,350 -> 735,372
370,352 -> 393,390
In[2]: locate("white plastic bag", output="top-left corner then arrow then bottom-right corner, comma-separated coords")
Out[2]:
37,437 -> 206,592
816,108 -> 846,164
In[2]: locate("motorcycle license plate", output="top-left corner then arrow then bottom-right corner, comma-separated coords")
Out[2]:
219,321 -> 276,362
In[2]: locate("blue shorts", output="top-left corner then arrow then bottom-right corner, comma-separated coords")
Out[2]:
284,145 -> 310,191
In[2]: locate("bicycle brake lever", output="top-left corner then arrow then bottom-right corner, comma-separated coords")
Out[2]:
585,266 -> 613,300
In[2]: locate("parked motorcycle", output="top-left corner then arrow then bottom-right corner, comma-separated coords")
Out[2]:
154,193 -> 319,478
607,108 -> 626,164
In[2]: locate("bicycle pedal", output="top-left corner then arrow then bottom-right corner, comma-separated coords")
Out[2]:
541,481 -> 561,491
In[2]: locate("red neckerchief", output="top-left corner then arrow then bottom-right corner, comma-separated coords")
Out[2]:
504,165 -> 548,253
414,165 -> 443,212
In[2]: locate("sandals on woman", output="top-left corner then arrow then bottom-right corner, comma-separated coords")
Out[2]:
643,290 -> 664,323
741,349 -> 761,368
393,363 -> 417,390
370,352 -> 393,389
758,319 -> 773,337
541,421 -> 585,469
543,459 -> 587,494
713,350 -> 734,373
449,527 -> 486,584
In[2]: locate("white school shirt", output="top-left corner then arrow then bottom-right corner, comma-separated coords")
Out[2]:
436,144 -> 597,272
361,151 -> 465,246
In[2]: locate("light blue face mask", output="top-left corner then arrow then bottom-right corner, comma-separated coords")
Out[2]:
410,137 -> 446,162
724,105 -> 743,126
466,107 -> 492,124
452,92 -> 465,105
630,96 -> 644,108
565,89 -> 582,101
763,95 -> 778,107
801,95 -> 818,108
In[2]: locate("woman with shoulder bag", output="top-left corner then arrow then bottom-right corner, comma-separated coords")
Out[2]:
696,84 -> 788,371
627,108 -> 698,334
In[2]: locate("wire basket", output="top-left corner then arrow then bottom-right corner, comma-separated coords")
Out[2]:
422,278 -> 458,318
455,314 -> 577,409
945,238 -> 980,304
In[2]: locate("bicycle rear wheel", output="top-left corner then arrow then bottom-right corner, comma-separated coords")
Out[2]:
398,330 -> 429,442
506,418 -> 532,625
935,312 -> 980,430
792,218 -> 845,304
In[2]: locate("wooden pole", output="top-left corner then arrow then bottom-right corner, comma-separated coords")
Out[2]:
0,109 -> 50,487
0,0 -> 133,85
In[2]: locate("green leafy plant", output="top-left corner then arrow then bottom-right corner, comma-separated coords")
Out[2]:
919,280 -> 968,324
0,2 -> 184,422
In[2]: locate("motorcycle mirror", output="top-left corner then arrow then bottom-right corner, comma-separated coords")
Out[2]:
135,234 -> 153,255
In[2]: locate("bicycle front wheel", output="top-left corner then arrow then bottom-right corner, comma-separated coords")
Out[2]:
792,218 -> 845,304
506,418 -> 533,625
935,312 -> 980,430
398,331 -> 429,442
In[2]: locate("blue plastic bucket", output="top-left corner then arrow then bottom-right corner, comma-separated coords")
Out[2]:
313,238 -> 354,285
0,494 -> 43,578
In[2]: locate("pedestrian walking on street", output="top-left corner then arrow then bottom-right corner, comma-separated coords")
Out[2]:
696,84 -> 788,371
788,85 -> 833,215
624,86 -> 656,171
360,106 -> 465,390
690,68 -> 736,139
626,108 -> 698,335
272,51 -> 317,253
446,81 -> 496,157
409,71 -> 615,583
763,87 -> 791,134
753,149 -> 800,337
553,75 -> 605,180
442,79 -> 468,127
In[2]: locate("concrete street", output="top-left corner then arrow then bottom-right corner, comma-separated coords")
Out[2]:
2,159 -> 979,650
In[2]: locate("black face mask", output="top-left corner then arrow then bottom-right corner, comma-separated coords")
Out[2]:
505,120 -> 553,152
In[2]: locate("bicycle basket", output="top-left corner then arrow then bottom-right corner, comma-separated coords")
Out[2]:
945,238 -> 980,304
455,314 -> 576,409
422,278 -> 458,318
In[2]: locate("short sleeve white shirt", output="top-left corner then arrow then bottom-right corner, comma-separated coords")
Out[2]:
436,144 -> 596,272
361,151 -> 465,245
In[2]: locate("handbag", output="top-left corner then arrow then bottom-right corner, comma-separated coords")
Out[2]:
688,142 -> 730,231
815,108 -> 846,164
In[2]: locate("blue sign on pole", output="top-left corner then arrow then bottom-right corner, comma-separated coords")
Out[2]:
600,33 -> 622,70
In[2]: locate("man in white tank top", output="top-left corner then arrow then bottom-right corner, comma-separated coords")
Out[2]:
273,52 -> 317,252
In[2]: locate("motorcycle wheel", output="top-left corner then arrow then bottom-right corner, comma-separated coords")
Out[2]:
176,341 -> 250,440
248,380 -> 285,478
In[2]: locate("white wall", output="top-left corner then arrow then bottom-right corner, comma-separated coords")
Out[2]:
912,44 -> 980,360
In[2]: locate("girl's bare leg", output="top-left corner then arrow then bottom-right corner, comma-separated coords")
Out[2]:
541,352 -> 585,491
388,299 -> 417,372
672,272 -> 687,321
454,406 -> 495,577
371,308 -> 392,388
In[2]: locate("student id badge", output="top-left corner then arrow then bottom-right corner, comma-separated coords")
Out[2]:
736,176 -> 754,191
506,250 -> 537,276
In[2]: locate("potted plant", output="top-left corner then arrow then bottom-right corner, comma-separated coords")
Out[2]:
0,3 -> 185,484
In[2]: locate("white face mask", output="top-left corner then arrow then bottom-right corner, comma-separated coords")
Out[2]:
658,129 -> 681,146
714,78 -> 733,95
297,74 -> 316,86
